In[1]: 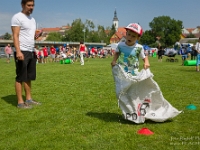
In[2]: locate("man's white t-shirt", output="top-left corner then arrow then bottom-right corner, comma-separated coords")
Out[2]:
11,12 -> 36,52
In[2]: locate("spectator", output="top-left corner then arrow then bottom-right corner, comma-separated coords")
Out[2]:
191,45 -> 197,60
91,47 -> 96,58
4,44 -> 13,63
157,46 -> 163,62
43,45 -> 48,63
50,45 -> 56,62
38,47 -> 44,63
79,41 -> 87,65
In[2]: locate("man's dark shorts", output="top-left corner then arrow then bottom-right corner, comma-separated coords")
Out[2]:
14,51 -> 37,82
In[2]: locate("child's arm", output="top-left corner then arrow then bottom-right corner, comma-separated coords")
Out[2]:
143,56 -> 150,69
111,52 -> 119,67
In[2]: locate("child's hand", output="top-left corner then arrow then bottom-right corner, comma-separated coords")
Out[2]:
143,63 -> 150,69
111,61 -> 116,67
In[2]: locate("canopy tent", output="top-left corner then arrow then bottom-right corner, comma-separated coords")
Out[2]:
143,45 -> 151,50
107,43 -> 118,50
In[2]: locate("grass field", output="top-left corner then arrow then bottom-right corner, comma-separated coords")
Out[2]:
0,55 -> 199,150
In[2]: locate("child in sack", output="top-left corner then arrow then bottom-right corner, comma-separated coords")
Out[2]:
111,23 -> 150,75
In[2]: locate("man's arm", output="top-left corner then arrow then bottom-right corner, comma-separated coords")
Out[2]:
12,26 -> 24,60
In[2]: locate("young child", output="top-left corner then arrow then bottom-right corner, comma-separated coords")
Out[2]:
111,23 -> 181,124
111,23 -> 150,75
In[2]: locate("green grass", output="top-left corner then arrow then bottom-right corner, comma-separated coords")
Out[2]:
0,55 -> 199,150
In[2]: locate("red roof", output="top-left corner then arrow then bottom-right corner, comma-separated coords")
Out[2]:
110,27 -> 126,43
42,27 -> 61,32
186,28 -> 195,33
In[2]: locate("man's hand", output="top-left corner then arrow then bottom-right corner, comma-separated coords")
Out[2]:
16,51 -> 24,60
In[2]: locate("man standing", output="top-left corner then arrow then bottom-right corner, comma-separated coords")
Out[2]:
11,0 -> 41,108
50,45 -> 56,62
4,44 -> 13,63
42,46 -> 48,63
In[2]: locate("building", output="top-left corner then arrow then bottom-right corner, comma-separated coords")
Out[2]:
110,9 -> 126,43
110,27 -> 126,43
181,26 -> 200,38
35,25 -> 71,41
113,9 -> 119,31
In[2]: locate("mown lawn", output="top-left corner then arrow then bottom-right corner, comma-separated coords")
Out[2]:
0,55 -> 199,150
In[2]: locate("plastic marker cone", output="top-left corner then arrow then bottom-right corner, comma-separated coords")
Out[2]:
137,128 -> 154,135
186,104 -> 197,110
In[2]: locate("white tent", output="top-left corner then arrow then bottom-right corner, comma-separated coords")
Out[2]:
107,43 -> 118,50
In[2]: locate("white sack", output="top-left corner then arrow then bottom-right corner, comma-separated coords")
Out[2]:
112,64 -> 181,124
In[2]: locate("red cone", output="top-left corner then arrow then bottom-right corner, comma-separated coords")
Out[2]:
137,128 -> 154,135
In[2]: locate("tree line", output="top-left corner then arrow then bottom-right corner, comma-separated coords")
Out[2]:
46,19 -> 116,45
2,16 -> 194,47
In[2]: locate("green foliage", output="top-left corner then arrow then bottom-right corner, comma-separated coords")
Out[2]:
3,32 -> 12,40
110,24 -> 116,37
186,33 -> 196,38
188,39 -> 198,44
63,18 -> 85,42
45,32 -> 63,41
140,30 -> 155,46
0,56 -> 200,150
85,19 -> 95,32
149,16 -> 183,47
97,25 -> 106,42
87,31 -> 100,43
62,19 -> 114,44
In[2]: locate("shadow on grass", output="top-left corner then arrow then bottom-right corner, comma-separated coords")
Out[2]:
86,111 -> 133,124
1,95 -> 18,106
86,111 -> 173,125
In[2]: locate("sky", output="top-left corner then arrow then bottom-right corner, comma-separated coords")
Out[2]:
0,0 -> 200,35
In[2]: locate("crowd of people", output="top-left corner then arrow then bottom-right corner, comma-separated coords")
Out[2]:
33,43 -> 115,64
173,41 -> 200,67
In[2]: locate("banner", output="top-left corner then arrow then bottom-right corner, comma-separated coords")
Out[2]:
112,64 -> 181,124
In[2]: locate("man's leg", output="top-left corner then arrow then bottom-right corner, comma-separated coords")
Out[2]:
24,81 -> 41,105
24,81 -> 32,101
15,81 -> 24,104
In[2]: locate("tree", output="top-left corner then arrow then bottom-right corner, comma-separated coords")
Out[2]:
63,19 -> 85,42
45,32 -> 63,41
148,16 -> 183,47
87,31 -> 100,43
140,30 -> 155,47
85,19 -> 95,32
186,33 -> 196,38
3,32 -> 11,40
97,25 -> 107,43
110,24 -> 116,37
61,19 -> 116,44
